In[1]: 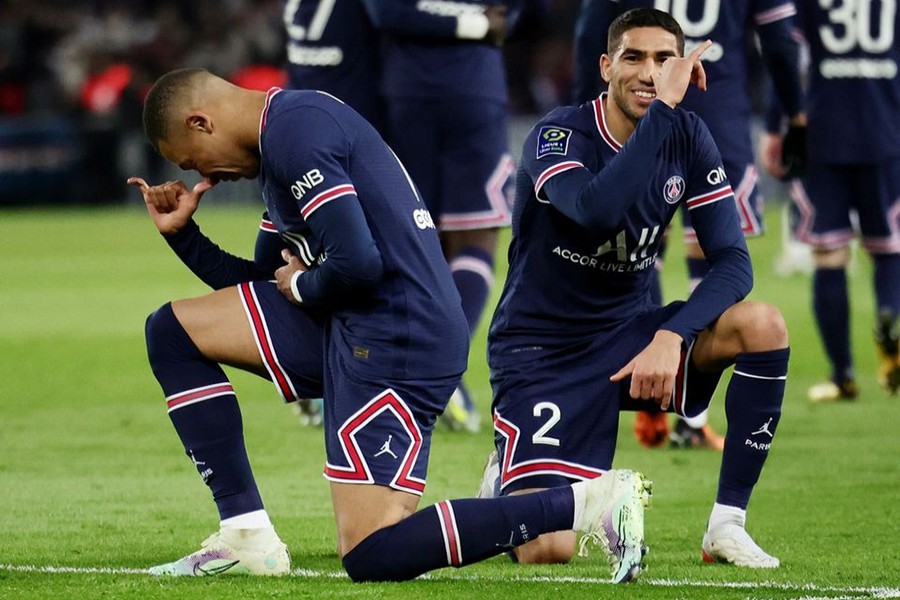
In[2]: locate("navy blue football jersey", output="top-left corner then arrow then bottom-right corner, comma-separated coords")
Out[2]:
258,88 -> 469,379
574,0 -> 802,173
363,0 -> 521,101
488,98 -> 752,360
283,0 -> 384,126
794,0 -> 900,163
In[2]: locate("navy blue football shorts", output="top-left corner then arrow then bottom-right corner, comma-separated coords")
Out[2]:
683,158 -> 763,242
789,158 -> 900,254
387,97 -> 514,231
489,302 -> 722,494
238,281 -> 457,496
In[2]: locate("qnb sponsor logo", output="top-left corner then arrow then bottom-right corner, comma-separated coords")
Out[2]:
413,208 -> 436,230
820,58 -> 897,79
685,39 -> 724,62
707,166 -> 727,185
290,168 -> 325,200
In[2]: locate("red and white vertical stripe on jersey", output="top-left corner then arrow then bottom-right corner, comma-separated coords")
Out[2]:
534,161 -> 584,202
166,382 -> 235,413
237,282 -> 301,404
436,500 -> 462,567
754,3 -> 796,25
593,94 -> 623,153
439,153 -> 516,230
493,412 -> 604,491
324,388 -> 426,495
257,87 -> 283,152
670,346 -> 690,418
300,184 -> 356,220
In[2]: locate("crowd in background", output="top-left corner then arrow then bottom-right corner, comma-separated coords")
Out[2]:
0,0 -> 580,121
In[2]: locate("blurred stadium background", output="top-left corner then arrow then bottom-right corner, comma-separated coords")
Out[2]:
0,0 -> 784,205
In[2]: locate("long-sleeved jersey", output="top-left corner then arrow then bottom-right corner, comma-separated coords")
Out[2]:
488,97 -> 753,361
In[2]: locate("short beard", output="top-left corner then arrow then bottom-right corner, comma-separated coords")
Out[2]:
612,90 -> 644,124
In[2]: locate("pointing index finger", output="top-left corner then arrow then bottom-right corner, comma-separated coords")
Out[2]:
688,39 -> 713,62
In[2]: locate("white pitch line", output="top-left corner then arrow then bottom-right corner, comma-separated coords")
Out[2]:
2,564 -> 899,598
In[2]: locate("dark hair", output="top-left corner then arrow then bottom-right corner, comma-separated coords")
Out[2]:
142,68 -> 208,152
607,8 -> 685,56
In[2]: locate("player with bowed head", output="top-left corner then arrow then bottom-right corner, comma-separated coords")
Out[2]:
127,69 -> 651,582
481,8 -> 790,568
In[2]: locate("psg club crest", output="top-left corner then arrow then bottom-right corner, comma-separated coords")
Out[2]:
663,175 -> 685,204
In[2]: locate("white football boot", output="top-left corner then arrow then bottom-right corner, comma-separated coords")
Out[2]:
574,470 -> 652,584
476,450 -> 500,499
149,527 -> 291,576
702,523 -> 779,568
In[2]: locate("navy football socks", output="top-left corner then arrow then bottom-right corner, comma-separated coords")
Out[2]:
717,348 -> 789,509
145,303 -> 264,520
813,267 -> 853,382
450,246 -> 494,335
342,487 -> 574,581
873,254 -> 900,316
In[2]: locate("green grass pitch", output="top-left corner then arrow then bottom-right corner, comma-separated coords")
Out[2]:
1,204 -> 898,599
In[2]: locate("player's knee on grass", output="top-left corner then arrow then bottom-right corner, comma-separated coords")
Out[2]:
513,530 -> 577,564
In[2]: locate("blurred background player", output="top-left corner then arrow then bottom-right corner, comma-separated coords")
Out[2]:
282,0 -> 386,426
361,0 -> 525,433
572,0 -> 806,449
760,0 -> 900,402
283,0 -> 385,131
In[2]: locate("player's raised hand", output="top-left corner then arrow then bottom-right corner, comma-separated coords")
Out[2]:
275,249 -> 308,305
610,330 -> 683,408
127,177 -> 215,235
653,40 -> 712,109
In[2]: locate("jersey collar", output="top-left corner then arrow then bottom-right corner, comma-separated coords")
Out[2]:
592,92 -> 623,153
258,87 -> 283,154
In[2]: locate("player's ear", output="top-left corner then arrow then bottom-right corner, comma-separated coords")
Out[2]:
185,113 -> 213,134
600,54 -> 612,83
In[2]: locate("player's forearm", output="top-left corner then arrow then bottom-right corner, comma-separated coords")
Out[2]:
758,22 -> 805,119
164,220 -> 273,289
293,198 -> 385,308
361,0 -> 458,38
662,245 -> 752,344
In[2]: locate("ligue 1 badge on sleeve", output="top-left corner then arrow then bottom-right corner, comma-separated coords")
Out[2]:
536,126 -> 573,158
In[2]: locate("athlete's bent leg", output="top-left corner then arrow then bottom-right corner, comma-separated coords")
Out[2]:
144,288 -> 289,576
693,302 -> 789,568
336,473 -> 650,583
